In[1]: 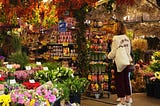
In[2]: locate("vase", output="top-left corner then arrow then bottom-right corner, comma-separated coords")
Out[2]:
95,93 -> 100,99
154,81 -> 160,98
69,93 -> 81,104
51,97 -> 61,106
146,82 -> 155,97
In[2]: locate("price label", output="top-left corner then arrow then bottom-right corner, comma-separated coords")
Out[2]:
3,62 -> 8,65
36,62 -> 41,65
10,79 -> 16,84
43,67 -> 48,70
53,56 -> 59,60
72,57 -> 76,60
25,66 -> 31,70
7,64 -> 12,69
29,79 -> 35,83
63,43 -> 68,46
0,74 -> 1,78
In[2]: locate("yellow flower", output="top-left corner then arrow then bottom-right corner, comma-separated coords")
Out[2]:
0,94 -> 11,106
30,99 -> 35,106
155,72 -> 160,80
46,100 -> 50,106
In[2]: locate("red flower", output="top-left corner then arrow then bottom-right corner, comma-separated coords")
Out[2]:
22,82 -> 40,90
0,77 -> 5,81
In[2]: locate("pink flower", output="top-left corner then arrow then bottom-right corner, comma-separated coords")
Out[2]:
18,97 -> 25,104
48,95 -> 56,103
0,84 -> 4,90
11,94 -> 17,102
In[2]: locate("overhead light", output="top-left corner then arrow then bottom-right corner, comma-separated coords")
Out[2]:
42,0 -> 52,3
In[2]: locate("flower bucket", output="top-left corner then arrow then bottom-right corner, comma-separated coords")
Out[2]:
146,83 -> 155,97
154,81 -> 160,98
51,97 -> 61,106
95,93 -> 100,99
69,93 -> 81,104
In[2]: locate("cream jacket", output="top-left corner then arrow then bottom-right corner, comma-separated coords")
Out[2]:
108,35 -> 132,72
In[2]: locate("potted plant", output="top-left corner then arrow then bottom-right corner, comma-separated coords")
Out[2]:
63,76 -> 89,104
145,51 -> 160,98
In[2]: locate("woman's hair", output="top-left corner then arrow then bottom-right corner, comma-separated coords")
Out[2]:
114,21 -> 126,35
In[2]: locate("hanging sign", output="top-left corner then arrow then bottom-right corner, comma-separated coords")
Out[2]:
58,20 -> 66,32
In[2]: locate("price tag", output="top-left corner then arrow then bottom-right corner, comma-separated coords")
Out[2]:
63,43 -> 68,46
53,56 -> 59,60
3,62 -> 8,65
25,66 -> 31,70
72,57 -> 76,60
71,74 -> 74,78
7,64 -> 12,69
29,79 -> 35,83
10,79 -> 16,84
0,74 -> 1,78
36,62 -> 41,65
43,67 -> 48,70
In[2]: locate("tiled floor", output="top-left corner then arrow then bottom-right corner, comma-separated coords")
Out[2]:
81,93 -> 160,106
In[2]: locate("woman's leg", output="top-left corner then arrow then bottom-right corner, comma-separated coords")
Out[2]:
124,67 -> 132,102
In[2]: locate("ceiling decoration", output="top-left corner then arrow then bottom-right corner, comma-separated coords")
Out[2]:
122,0 -> 160,38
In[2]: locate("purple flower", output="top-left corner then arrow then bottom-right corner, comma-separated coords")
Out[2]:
35,101 -> 39,106
0,56 -> 5,60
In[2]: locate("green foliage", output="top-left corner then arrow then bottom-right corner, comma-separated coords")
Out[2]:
42,62 -> 61,70
54,83 -> 70,101
34,66 -> 74,83
0,30 -> 7,47
10,34 -> 22,52
148,51 -> 160,72
0,9 -> 7,23
7,51 -> 29,69
63,76 -> 89,94
149,61 -> 160,72
102,0 -> 115,12
152,51 -> 160,60
133,49 -> 142,63
73,5 -> 90,77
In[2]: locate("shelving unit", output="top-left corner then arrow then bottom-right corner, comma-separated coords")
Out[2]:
86,23 -> 111,98
21,17 -> 78,73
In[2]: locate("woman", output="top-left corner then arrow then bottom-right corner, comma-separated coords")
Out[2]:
108,21 -> 133,106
